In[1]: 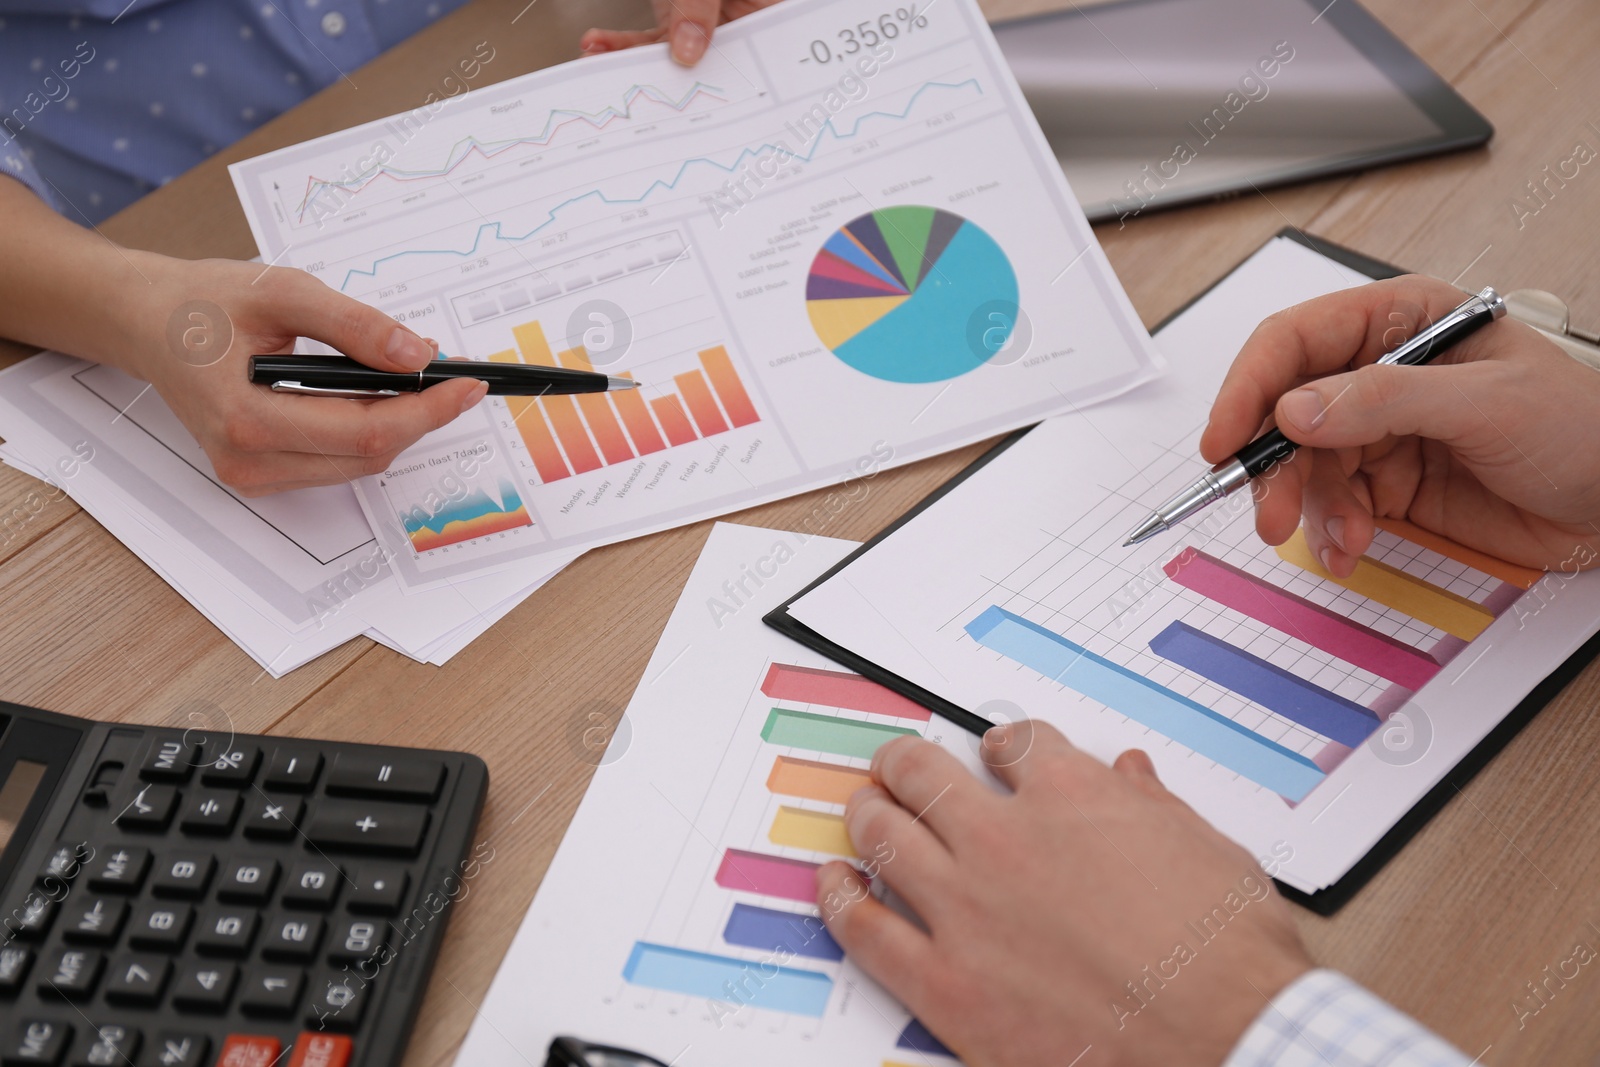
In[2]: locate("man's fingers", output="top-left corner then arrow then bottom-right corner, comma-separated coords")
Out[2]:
978,719 -> 1080,793
1199,275 -> 1489,464
871,736 -> 993,841
267,271 -> 434,372
843,784 -> 955,920
1273,361 -> 1507,457
257,379 -> 485,460
1298,449 -> 1374,577
1250,444 -> 1312,547
816,861 -> 938,1005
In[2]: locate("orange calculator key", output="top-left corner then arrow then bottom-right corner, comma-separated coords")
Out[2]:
290,1033 -> 354,1067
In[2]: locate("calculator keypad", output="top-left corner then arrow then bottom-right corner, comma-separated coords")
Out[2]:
1,725 -> 481,1067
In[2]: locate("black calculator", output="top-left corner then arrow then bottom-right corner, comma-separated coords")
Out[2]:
0,700 -> 488,1067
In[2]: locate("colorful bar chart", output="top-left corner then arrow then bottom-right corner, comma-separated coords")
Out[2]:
768,755 -> 872,805
714,848 -> 827,903
1163,547 -> 1441,691
1148,622 -> 1381,748
722,903 -> 843,961
1275,529 -> 1495,641
761,663 -> 931,721
769,806 -> 856,857
965,606 -> 1325,800
488,318 -> 761,484
622,942 -> 833,1016
760,708 -> 919,760
1374,517 -> 1542,590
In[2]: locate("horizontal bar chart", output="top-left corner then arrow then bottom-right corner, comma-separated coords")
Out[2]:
768,756 -> 872,805
760,707 -> 919,760
623,942 -> 832,1016
714,849 -> 825,903
722,903 -> 842,961
1149,622 -> 1380,747
1163,547 -> 1440,690
1276,530 -> 1495,641
1373,517 -> 1542,590
761,663 -> 931,721
965,607 -> 1324,800
769,806 -> 856,857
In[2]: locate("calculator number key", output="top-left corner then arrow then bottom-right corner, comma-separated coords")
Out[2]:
129,903 -> 195,952
195,910 -> 259,958
282,863 -> 341,910
104,954 -> 171,1007
171,963 -> 238,1014
218,860 -> 280,906
152,854 -> 216,900
262,915 -> 325,963
239,970 -> 305,1018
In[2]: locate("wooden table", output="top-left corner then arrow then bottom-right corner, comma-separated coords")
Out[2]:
3,0 -> 1597,1063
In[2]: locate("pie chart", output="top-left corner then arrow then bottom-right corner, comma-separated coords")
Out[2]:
805,206 -> 1019,383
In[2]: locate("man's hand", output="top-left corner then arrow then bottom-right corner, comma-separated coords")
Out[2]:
126,253 -> 484,495
817,724 -> 1312,1067
581,1 -> 785,66
1201,275 -> 1600,574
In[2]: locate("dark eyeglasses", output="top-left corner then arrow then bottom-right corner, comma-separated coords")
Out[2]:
544,1036 -> 672,1067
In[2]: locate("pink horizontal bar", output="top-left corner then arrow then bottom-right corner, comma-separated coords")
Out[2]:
760,663 -> 930,721
1164,547 -> 1440,691
715,849 -> 823,903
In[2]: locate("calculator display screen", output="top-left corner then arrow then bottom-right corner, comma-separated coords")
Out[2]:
0,759 -> 47,852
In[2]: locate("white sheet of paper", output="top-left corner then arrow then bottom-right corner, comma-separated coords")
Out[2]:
0,355 -> 573,673
786,237 -> 1600,894
456,522 -> 981,1066
229,0 -> 1162,591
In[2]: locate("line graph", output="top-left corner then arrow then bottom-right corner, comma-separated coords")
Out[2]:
336,78 -> 986,291
294,82 -> 731,222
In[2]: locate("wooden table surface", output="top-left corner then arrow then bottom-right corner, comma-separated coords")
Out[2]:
2,0 -> 1597,1063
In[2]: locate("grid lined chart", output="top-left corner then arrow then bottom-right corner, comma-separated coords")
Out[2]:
956,420 -> 1541,803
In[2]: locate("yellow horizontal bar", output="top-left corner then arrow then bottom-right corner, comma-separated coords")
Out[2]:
768,806 -> 856,857
1276,529 -> 1494,641
1374,517 -> 1542,590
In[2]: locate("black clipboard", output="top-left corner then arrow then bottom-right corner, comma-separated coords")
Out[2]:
765,227 -> 1600,914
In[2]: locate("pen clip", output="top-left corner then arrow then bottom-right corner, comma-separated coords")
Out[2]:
269,381 -> 403,399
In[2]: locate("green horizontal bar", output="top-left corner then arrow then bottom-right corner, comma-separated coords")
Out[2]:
760,707 -> 918,760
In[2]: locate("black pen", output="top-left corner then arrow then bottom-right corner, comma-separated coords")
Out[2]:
248,355 -> 639,398
1121,286 -> 1506,547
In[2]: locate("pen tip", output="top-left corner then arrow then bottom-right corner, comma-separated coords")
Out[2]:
607,376 -> 640,391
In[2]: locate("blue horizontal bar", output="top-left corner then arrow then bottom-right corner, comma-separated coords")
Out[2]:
622,941 -> 833,1017
722,903 -> 843,961
965,607 -> 1325,801
1149,622 -> 1381,747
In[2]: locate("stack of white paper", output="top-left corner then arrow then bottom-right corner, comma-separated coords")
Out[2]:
0,353 -> 574,676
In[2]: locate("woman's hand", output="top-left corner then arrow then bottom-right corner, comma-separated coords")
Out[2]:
123,252 -> 484,496
817,724 -> 1312,1067
1201,275 -> 1600,574
581,0 -> 786,66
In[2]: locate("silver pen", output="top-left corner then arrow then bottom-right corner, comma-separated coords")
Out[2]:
1122,286 -> 1506,547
